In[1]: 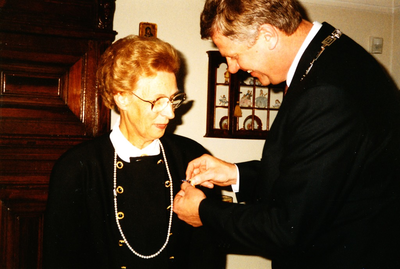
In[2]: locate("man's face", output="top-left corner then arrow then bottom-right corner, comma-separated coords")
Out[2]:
212,30 -> 285,86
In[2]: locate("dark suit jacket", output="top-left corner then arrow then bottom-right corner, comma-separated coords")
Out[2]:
43,132 -> 226,269
199,22 -> 400,268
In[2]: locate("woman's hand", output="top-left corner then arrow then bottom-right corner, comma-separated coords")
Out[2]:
173,182 -> 206,227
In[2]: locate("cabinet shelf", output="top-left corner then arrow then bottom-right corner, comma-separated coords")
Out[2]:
205,50 -> 285,139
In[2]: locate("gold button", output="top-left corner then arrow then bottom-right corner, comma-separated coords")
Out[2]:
121,266 -> 126,269
165,180 -> 171,188
157,159 -> 164,164
169,256 -> 175,259
117,186 -> 124,194
116,161 -> 124,169
119,240 -> 125,246
117,212 -> 124,219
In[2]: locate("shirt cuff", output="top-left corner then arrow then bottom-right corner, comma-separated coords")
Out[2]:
231,164 -> 240,193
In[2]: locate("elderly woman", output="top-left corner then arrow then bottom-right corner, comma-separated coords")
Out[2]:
43,35 -> 225,269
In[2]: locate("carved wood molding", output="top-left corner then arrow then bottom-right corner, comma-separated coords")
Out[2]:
0,1 -> 116,266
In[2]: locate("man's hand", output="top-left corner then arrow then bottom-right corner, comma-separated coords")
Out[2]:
186,154 -> 238,188
173,182 -> 206,227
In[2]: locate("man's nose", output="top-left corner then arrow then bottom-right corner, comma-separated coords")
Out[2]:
226,57 -> 240,74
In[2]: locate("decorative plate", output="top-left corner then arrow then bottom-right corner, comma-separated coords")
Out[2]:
219,116 -> 229,130
243,115 -> 262,130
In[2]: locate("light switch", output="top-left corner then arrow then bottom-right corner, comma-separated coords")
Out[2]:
370,37 -> 383,54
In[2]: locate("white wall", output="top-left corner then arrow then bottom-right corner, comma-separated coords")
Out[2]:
112,1 -> 399,268
113,0 -> 267,164
112,0 -> 399,161
300,0 -> 399,87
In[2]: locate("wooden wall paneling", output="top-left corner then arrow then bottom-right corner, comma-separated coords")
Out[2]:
0,0 -> 117,268
1,188 -> 47,268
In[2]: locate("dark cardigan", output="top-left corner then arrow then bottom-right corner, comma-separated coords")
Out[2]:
43,132 -> 226,269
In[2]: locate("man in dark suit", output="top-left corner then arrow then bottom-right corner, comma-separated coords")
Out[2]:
174,0 -> 400,268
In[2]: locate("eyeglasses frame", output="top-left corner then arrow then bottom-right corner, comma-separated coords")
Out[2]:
131,91 -> 186,111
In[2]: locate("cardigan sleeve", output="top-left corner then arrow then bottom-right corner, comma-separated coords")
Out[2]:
43,153 -> 92,269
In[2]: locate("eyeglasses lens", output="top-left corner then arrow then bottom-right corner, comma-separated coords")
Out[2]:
152,93 -> 186,112
171,93 -> 185,109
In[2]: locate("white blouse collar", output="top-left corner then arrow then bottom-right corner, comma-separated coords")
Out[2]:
110,117 -> 160,163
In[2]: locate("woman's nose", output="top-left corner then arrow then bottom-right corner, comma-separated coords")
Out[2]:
160,102 -> 175,119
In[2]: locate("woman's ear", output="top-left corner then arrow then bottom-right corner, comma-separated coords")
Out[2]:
114,92 -> 131,112
259,24 -> 278,50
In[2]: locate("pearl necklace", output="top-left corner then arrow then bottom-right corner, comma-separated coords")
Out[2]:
113,140 -> 173,259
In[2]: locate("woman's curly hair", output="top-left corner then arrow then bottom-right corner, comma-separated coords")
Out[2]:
97,35 -> 180,111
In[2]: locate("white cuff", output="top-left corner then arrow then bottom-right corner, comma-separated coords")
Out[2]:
231,164 -> 240,193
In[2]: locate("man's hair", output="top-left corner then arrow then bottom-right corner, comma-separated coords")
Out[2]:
97,35 -> 180,111
200,0 -> 303,44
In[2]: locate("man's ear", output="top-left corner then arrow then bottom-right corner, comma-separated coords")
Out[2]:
114,92 -> 131,112
259,24 -> 278,50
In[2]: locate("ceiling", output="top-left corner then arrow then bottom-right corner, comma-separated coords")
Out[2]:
300,0 -> 399,12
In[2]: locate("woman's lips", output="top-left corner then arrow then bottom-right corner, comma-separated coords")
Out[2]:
155,123 -> 168,129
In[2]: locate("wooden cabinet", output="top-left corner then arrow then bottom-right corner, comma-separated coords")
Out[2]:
205,51 -> 285,139
0,0 -> 116,268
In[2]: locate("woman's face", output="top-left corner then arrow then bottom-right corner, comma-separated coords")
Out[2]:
117,71 -> 179,149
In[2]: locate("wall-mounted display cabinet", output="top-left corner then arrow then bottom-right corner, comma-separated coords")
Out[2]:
205,51 -> 285,139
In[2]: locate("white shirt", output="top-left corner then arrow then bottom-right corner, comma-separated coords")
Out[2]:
286,21 -> 322,87
109,117 -> 160,163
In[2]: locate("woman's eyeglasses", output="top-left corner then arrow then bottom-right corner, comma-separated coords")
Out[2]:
131,91 -> 186,113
